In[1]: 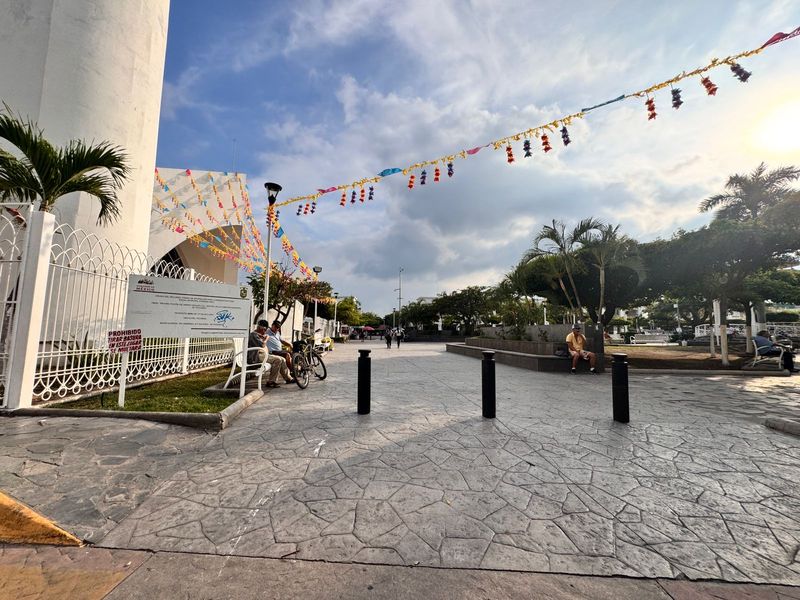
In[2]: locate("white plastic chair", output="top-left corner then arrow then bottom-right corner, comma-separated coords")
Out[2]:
752,338 -> 785,370
223,338 -> 272,390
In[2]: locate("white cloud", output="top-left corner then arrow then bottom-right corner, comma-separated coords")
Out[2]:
161,1 -> 800,314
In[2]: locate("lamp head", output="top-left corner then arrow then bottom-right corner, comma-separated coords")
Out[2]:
264,182 -> 282,205
312,266 -> 322,274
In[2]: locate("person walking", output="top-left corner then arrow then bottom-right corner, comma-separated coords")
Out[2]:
395,328 -> 402,349
385,329 -> 392,349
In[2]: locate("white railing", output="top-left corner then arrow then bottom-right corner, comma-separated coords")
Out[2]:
0,210 -> 28,408
694,322 -> 800,338
31,223 -> 233,402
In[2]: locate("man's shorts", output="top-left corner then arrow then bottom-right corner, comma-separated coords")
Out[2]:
569,350 -> 591,360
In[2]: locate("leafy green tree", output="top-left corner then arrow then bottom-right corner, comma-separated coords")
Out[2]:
527,218 -> 601,317
700,162 -> 800,222
360,312 -> 383,327
247,263 -> 332,325
578,224 -> 642,325
401,299 -> 439,329
334,296 -> 362,326
0,105 -> 130,224
434,286 -> 495,335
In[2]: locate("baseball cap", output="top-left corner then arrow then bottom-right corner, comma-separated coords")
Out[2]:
572,324 -> 581,330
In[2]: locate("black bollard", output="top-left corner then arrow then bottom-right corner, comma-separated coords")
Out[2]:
357,349 -> 371,414
482,351 -> 496,419
612,353 -> 629,423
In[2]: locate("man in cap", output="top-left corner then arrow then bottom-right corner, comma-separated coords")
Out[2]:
249,320 -> 293,387
566,323 -> 597,374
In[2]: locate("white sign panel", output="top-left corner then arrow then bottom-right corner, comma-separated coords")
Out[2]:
125,275 -> 251,338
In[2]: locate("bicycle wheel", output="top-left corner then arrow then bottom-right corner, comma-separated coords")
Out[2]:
311,352 -> 327,379
292,353 -> 309,389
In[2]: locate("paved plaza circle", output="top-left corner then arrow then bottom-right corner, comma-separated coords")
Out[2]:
3,342 -> 800,584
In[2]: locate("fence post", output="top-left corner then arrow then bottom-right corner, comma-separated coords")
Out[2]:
6,212 -> 56,409
357,349 -> 371,414
612,353 -> 629,423
181,268 -> 196,374
482,350 -> 496,419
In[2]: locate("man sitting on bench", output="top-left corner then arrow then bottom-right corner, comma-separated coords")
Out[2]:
566,324 -> 597,374
754,330 -> 795,372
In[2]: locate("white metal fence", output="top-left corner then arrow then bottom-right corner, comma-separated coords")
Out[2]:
1,211 -> 236,407
32,223 -> 234,402
0,210 -> 27,408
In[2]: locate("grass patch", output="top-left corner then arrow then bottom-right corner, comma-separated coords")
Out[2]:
56,367 -> 235,413
603,345 -> 748,370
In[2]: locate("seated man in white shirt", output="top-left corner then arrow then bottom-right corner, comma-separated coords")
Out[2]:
266,320 -> 295,374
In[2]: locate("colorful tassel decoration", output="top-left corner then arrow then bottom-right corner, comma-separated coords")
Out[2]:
359,188 -> 365,202
560,127 -> 571,146
671,88 -> 683,109
700,76 -> 718,96
296,206 -> 302,216
420,170 -> 427,185
368,186 -> 374,200
447,162 -> 454,177
350,190 -> 356,204
311,201 -> 316,214
434,167 -> 440,182
506,145 -> 515,163
340,191 -> 346,207
303,203 -> 309,215
523,139 -> 532,157
408,174 -> 415,189
730,62 -> 751,82
541,134 -> 552,153
646,97 -> 657,120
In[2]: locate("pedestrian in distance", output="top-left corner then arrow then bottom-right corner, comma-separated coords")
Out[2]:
385,330 -> 392,349
395,328 -> 402,348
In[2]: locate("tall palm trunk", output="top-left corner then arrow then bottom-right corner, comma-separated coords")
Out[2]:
562,252 -> 583,318
557,276 -> 575,314
598,265 -> 606,324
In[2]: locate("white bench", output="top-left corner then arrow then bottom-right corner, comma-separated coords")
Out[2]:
223,338 -> 272,391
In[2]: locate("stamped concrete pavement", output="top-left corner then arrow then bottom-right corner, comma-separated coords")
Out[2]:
81,342 -> 800,585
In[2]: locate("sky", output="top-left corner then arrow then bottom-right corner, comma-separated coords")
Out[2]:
155,0 -> 800,315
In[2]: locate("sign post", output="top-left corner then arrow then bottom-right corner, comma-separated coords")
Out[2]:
108,328 -> 143,408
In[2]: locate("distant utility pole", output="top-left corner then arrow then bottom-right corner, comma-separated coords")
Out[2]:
397,267 -> 404,328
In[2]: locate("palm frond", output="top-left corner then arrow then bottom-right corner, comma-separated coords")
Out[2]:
0,153 -> 43,204
57,173 -> 121,225
699,193 -> 735,213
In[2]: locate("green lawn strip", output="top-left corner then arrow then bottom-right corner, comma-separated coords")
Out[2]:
57,367 -> 235,413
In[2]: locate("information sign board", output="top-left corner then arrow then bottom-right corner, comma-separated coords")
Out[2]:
125,276 -> 251,339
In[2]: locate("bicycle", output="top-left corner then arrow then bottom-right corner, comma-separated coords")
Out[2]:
291,332 -> 327,389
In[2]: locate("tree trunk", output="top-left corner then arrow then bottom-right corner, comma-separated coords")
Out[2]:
598,265 -> 606,325
719,295 -> 729,367
563,254 -> 583,317
744,301 -> 754,354
557,277 -> 576,315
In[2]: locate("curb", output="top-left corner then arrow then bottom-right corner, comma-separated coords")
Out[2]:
1,388 -> 265,431
629,368 -> 791,377
0,491 -> 81,546
765,418 -> 800,437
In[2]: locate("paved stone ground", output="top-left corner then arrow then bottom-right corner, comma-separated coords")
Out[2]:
84,342 -> 800,585
4,544 -> 800,599
0,418 -> 209,542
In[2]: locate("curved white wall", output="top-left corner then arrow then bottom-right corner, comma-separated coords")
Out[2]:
0,0 -> 169,253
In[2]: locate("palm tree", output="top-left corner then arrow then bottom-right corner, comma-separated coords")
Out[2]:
0,106 -> 129,224
579,223 -> 642,325
529,218 -> 601,319
699,162 -> 800,222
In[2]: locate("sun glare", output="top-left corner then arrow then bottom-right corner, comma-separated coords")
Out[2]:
751,101 -> 800,157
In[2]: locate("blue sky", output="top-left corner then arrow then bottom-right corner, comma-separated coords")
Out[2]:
156,1 -> 800,315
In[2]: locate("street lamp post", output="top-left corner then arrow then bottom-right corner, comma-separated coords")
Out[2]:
263,182 -> 282,322
333,292 -> 339,338
312,266 -> 322,338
